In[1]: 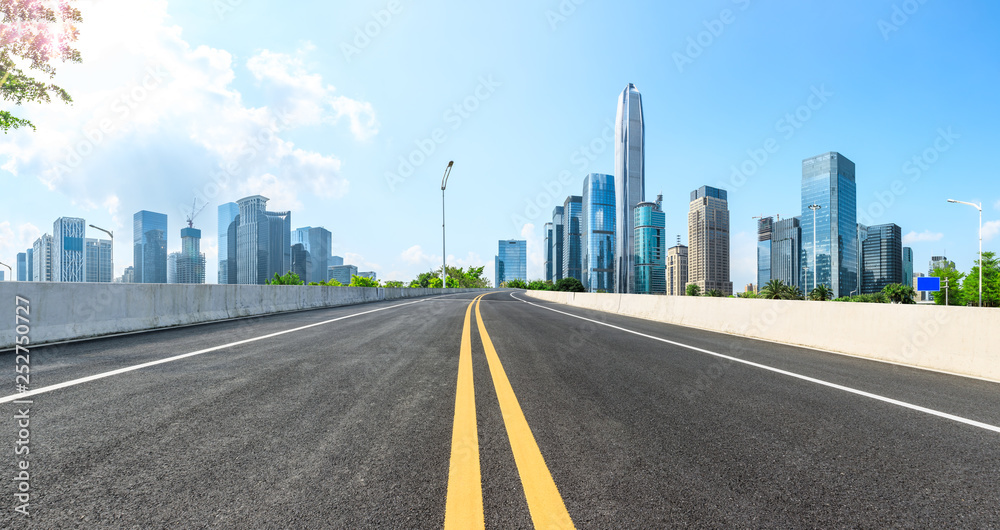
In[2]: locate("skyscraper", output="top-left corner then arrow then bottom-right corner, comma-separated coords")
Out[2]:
929,255 -> 953,275
235,196 -> 291,284
688,186 -> 732,296
550,206 -> 564,282
16,252 -> 26,281
562,195 -> 583,281
770,216 -> 801,288
167,252 -> 180,284
85,238 -> 113,283
32,234 -> 53,282
757,217 -> 774,289
614,83 -> 645,294
176,227 -> 206,284
860,223 -> 903,294
581,173 -> 615,292
218,202 -> 239,284
667,244 -> 688,296
800,152 -> 858,298
634,201 -> 665,294
329,264 -> 358,285
291,226 -> 332,284
544,222 -> 554,282
495,239 -> 527,286
903,247 -> 914,288
53,217 -> 86,282
26,248 -> 33,281
134,210 -> 168,284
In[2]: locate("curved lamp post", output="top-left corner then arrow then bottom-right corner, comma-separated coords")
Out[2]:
441,161 -> 454,290
947,199 -> 982,307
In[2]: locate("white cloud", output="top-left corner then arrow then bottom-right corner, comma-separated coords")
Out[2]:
903,230 -> 945,244
0,222 -> 42,272
520,223 -> 545,280
401,244 -> 437,266
344,252 -> 381,273
0,0 -> 371,225
983,220 -> 1000,242
237,173 -> 303,212
994,199 -> 1000,211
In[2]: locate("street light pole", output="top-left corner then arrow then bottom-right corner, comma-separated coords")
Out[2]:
947,199 -> 983,307
89,224 -> 114,283
808,204 -> 821,296
441,161 -> 454,290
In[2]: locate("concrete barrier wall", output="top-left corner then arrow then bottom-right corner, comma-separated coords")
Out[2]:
526,291 -> 1000,382
0,283 -> 492,348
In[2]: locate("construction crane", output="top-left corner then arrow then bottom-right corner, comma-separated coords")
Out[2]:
752,214 -> 781,222
186,198 -> 208,228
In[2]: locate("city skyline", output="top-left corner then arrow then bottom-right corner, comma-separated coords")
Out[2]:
1,1 -> 998,289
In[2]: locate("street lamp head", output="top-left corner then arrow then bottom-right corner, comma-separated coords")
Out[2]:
808,204 -> 821,211
947,199 -> 958,203
441,161 -> 454,190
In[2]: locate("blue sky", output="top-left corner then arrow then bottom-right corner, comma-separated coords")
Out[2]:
2,0 -> 998,287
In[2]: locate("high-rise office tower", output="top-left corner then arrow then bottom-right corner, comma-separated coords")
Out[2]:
688,186 -> 732,296
167,252 -> 180,283
85,238 -> 113,283
800,152 -> 858,298
218,202 -> 239,284
177,227 -> 206,284
328,264 -> 358,285
581,173 -> 615,292
614,83 -> 644,294
291,243 -> 309,281
134,210 -> 168,284
562,195 -> 583,281
52,217 -> 86,282
929,255 -> 953,275
122,266 -> 135,284
757,217 -> 774,289
329,255 -> 344,269
634,201 -> 666,294
667,243 -> 688,296
903,247 -> 914,288
770,216 -> 801,288
544,222 -> 554,282
495,239 -> 527,286
292,226 -> 332,284
26,248 -> 33,281
16,252 -> 26,281
32,234 -> 53,282
550,206 -> 564,282
235,195 -> 291,284
860,223 -> 903,294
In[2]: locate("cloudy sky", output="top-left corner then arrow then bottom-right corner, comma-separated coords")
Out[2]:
2,0 -> 998,286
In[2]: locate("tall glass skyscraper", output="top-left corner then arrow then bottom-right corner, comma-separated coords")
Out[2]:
903,247 -> 914,288
218,202 -> 239,284
550,206 -> 564,282
177,227 -> 206,284
634,201 -> 665,294
26,248 -> 33,281
860,223 -> 902,294
134,210 -> 168,284
16,252 -> 26,281
562,195 -> 583,281
291,226 -> 332,284
32,234 -> 52,282
235,196 -> 291,284
757,217 -> 773,289
770,216 -> 801,288
581,173 -> 615,292
614,83 -> 645,294
495,239 -> 527,286
85,238 -> 113,283
544,222 -> 554,282
800,152 -> 857,298
53,217 -> 86,282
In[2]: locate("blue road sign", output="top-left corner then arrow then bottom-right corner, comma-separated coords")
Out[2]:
917,276 -> 941,292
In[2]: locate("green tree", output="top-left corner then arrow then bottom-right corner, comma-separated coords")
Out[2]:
930,265 -> 966,306
961,251 -> 1000,307
1,0 -> 84,132
686,284 -> 701,297
503,278 -> 529,289
266,271 -> 304,285
527,280 -> 552,291
705,289 -> 723,297
554,277 -> 584,292
383,280 -> 405,288
809,284 -> 832,301
349,275 -> 380,287
759,279 -> 790,300
882,283 -> 916,304
426,277 -> 443,289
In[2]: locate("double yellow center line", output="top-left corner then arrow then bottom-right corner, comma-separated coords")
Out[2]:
445,294 -> 574,529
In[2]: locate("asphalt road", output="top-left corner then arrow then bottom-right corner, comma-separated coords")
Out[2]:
2,290 -> 999,528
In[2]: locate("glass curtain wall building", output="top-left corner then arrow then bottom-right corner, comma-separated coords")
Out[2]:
860,223 -> 902,294
634,202 -> 666,294
495,239 -> 527,286
235,196 -> 291,284
581,173 -> 615,292
291,226 -> 332,284
562,196 -> 583,281
26,248 -> 33,281
614,83 -> 645,294
329,264 -> 358,285
16,252 -> 26,281
134,210 -> 168,284
757,217 -> 773,289
903,247 -> 914,288
218,202 -> 239,284
177,227 -> 206,284
53,217 -> 86,282
550,206 -> 564,282
544,222 -> 554,282
85,239 -> 113,282
770,216 -> 801,288
32,234 -> 53,282
800,152 -> 857,298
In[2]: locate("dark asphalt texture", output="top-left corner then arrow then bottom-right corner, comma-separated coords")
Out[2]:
2,290 -> 999,528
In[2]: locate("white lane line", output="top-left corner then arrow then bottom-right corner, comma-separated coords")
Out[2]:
511,293 -> 1000,435
0,297 -> 437,404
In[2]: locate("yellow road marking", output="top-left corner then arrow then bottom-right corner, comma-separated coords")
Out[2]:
444,294 -> 486,529
475,297 -> 575,529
